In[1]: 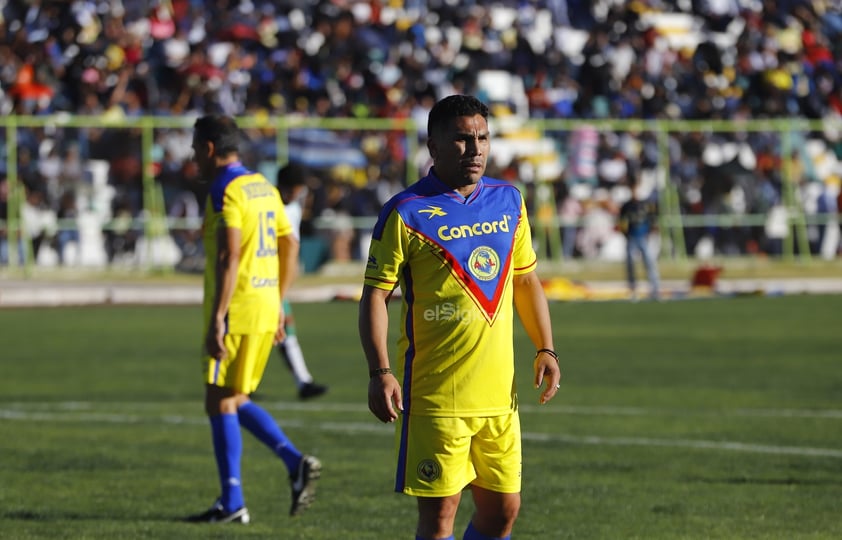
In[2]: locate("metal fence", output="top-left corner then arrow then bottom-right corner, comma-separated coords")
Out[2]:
1,114 -> 839,273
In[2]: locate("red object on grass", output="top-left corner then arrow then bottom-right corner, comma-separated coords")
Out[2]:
691,265 -> 722,288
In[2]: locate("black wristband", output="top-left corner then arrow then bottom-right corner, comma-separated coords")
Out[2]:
535,348 -> 558,361
369,367 -> 393,378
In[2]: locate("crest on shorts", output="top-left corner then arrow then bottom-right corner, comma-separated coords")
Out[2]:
417,459 -> 441,482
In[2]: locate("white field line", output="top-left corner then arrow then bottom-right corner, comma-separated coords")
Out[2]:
521,432 -> 842,458
3,402 -> 842,459
5,401 -> 842,419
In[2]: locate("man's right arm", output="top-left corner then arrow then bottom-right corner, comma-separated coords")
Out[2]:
359,284 -> 402,423
206,224 -> 241,360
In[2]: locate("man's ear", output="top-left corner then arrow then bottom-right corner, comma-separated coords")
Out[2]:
427,138 -> 436,160
205,141 -> 215,158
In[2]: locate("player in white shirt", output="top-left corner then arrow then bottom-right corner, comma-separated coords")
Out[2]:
275,162 -> 328,400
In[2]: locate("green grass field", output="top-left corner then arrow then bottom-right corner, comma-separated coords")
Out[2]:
2,295 -> 842,539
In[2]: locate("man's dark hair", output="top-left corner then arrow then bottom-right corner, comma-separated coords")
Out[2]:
193,114 -> 241,155
276,161 -> 309,189
427,95 -> 490,137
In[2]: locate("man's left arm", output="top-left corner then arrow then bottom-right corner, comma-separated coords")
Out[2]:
275,231 -> 299,344
513,270 -> 562,404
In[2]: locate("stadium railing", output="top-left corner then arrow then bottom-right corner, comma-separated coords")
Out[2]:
1,114 -> 839,273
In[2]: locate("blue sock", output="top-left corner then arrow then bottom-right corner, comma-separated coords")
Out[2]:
416,537 -> 454,540
209,413 -> 244,512
237,401 -> 302,473
464,522 -> 509,540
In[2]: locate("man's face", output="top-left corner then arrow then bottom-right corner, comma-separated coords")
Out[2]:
427,114 -> 490,188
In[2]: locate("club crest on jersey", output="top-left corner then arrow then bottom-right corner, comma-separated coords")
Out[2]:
468,246 -> 500,281
418,205 -> 447,219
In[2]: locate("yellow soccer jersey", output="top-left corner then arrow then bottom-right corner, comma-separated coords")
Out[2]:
364,174 -> 537,417
203,162 -> 293,335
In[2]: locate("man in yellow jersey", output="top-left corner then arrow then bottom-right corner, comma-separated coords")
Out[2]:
359,95 -> 562,540
186,114 -> 320,524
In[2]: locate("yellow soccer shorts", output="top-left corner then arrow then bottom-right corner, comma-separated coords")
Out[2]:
395,412 -> 522,497
202,332 -> 274,394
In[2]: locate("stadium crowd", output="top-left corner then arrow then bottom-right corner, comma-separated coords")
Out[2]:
1,0 -> 842,267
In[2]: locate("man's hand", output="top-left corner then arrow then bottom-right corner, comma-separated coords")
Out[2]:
274,305 -> 287,345
205,319 -> 227,360
534,352 -> 562,405
368,373 -> 403,423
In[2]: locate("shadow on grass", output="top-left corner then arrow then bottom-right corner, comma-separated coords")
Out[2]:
2,508 -> 204,523
2,509 -> 106,521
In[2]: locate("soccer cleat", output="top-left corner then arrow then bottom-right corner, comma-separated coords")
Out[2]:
298,382 -> 329,400
186,500 -> 250,524
289,455 -> 321,516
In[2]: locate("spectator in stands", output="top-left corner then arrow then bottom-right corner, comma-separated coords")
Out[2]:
557,180 -> 584,260
0,176 -> 24,266
104,196 -> 138,264
1,0 -> 842,265
20,179 -> 54,263
618,173 -> 661,301
53,189 -> 80,265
